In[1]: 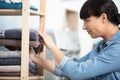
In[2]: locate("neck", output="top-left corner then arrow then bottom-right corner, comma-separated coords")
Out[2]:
103,24 -> 119,42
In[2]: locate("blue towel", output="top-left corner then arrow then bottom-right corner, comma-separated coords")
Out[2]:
0,58 -> 38,70
0,58 -> 38,74
0,1 -> 38,11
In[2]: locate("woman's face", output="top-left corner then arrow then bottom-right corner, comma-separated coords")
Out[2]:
82,16 -> 105,38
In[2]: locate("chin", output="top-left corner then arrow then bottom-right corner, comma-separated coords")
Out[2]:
90,35 -> 98,38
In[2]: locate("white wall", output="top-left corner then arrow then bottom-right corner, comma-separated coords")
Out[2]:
45,0 -> 66,30
114,0 -> 120,13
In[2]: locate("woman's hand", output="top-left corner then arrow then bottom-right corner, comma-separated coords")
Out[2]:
29,48 -> 56,73
29,48 -> 43,65
39,32 -> 56,50
29,49 -> 36,63
39,31 -> 65,64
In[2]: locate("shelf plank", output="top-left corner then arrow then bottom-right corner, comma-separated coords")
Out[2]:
0,9 -> 45,16
0,76 -> 44,80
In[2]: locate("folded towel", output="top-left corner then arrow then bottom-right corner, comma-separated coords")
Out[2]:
0,65 -> 38,74
0,51 -> 21,58
0,1 -> 38,11
0,29 -> 42,41
0,58 -> 38,71
5,0 -> 21,4
0,72 -> 35,76
0,65 -> 20,72
0,39 -> 40,48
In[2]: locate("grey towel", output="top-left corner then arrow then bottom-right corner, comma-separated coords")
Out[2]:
0,65 -> 38,75
0,65 -> 20,72
0,29 -> 42,41
0,51 -> 21,58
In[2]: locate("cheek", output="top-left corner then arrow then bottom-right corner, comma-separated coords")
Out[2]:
88,23 -> 97,30
89,23 -> 102,35
92,25 -> 104,37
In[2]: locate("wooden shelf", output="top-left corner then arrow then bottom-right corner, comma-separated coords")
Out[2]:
0,9 -> 45,16
0,76 -> 44,80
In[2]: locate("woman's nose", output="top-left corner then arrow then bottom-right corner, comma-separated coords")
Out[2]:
82,23 -> 87,30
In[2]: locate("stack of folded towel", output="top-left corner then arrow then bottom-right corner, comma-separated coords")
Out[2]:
0,29 -> 43,53
0,29 -> 43,76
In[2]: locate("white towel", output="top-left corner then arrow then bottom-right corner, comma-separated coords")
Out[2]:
0,65 -> 20,72
5,0 -> 21,4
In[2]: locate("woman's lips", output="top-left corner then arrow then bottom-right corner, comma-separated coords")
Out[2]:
87,30 -> 91,34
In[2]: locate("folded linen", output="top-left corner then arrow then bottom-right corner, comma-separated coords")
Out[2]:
0,29 -> 44,52
0,58 -> 38,69
0,58 -> 20,65
0,39 -> 40,48
0,65 -> 20,72
0,29 -> 42,41
0,1 -> 38,11
1,0 -> 39,8
0,72 -> 36,76
4,0 -> 21,4
0,51 -> 21,58
0,65 -> 38,74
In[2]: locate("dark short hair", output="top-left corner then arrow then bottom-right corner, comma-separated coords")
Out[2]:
80,0 -> 120,25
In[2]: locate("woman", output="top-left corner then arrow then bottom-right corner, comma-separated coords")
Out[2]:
30,0 -> 120,79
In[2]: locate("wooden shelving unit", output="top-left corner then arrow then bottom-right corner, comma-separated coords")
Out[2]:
0,0 -> 45,80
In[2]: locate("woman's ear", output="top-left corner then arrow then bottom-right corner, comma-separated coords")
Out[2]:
100,13 -> 107,24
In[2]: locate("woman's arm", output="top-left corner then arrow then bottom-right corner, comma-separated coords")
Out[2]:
39,32 -> 65,64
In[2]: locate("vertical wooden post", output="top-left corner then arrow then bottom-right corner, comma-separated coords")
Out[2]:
40,0 -> 46,32
21,0 -> 30,80
39,0 -> 46,78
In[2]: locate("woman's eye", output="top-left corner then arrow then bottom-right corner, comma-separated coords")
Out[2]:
85,20 -> 89,23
